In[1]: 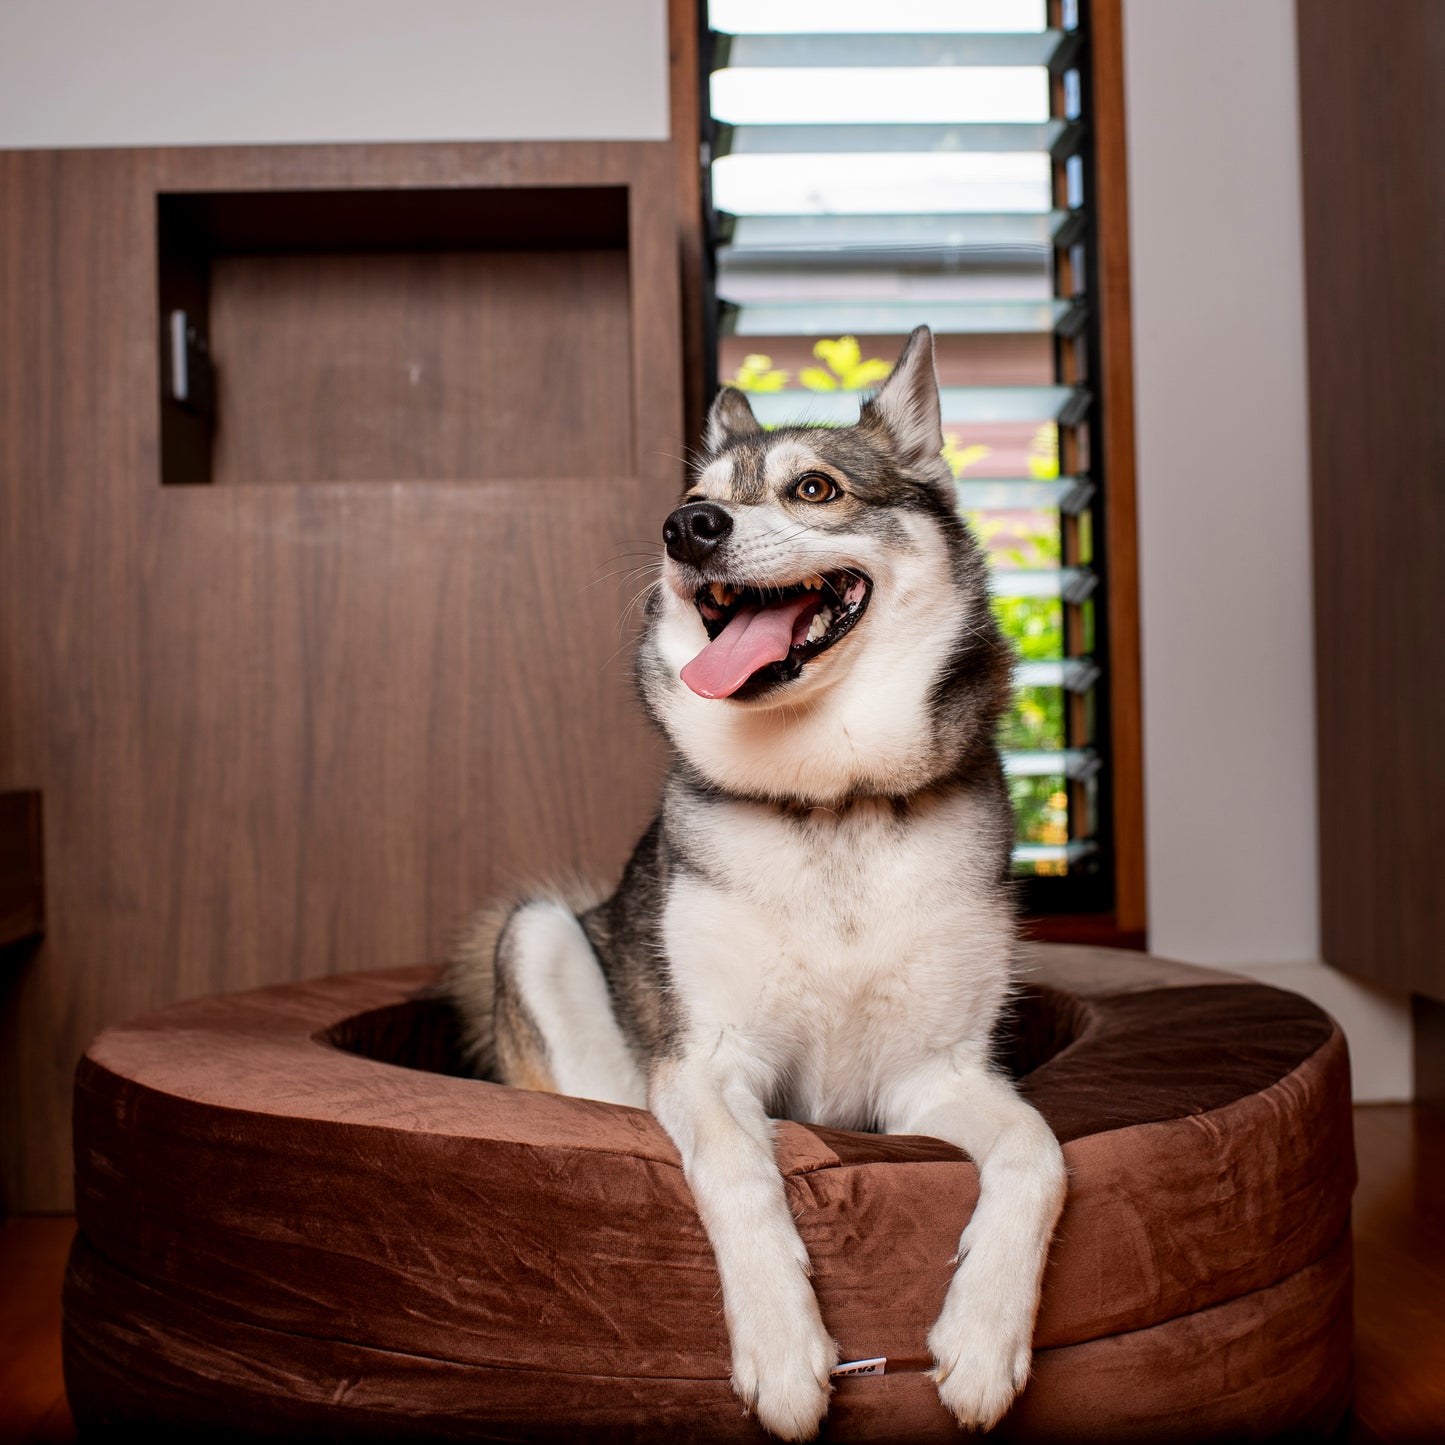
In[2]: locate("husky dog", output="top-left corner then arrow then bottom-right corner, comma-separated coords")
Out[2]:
447,327 -> 1067,1439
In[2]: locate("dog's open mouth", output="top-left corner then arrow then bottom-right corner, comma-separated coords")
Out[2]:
680,570 -> 872,701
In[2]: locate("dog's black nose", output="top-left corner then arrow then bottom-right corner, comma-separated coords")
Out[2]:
663,502 -> 734,567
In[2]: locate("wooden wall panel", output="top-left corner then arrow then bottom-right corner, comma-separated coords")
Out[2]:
1296,3 -> 1445,1001
0,142 -> 681,1211
209,249 -> 635,484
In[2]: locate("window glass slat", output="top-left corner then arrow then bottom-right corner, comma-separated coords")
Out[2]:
716,32 -> 1064,68
720,298 -> 1069,337
717,122 -> 1063,156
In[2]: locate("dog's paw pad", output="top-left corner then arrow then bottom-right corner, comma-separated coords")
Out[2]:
730,1325 -> 837,1440
928,1323 -> 1031,1431
731,1367 -> 831,1441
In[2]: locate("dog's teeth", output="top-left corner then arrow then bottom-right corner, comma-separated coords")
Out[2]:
805,574 -> 824,592
709,582 -> 727,605
807,608 -> 832,643
724,586 -> 739,605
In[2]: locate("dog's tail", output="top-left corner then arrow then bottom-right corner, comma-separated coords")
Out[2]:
441,898 -> 514,1079
440,877 -> 607,1079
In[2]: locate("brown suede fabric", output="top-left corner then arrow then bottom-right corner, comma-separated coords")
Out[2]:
63,947 -> 1355,1441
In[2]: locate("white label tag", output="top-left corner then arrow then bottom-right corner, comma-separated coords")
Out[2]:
830,1356 -> 886,1378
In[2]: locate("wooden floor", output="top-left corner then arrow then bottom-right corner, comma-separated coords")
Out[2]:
1,1105 -> 1442,1443
0,1212 -> 73,1445
1347,1105 -> 1445,1443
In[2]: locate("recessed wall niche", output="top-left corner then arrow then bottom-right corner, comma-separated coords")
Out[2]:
157,187 -> 633,486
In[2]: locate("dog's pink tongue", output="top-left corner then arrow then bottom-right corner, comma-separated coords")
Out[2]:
681,594 -> 821,700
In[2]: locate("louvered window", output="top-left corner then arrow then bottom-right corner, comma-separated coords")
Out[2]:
702,0 -> 1111,905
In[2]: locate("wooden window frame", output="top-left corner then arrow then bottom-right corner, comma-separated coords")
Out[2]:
667,0 -> 1145,950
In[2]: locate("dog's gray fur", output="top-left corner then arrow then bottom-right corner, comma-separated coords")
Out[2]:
446,328 -> 1067,1438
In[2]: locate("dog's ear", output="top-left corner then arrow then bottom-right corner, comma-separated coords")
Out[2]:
858,326 -> 945,474
704,386 -> 762,454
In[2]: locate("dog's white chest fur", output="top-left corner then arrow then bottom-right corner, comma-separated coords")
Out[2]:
662,789 -> 1012,1128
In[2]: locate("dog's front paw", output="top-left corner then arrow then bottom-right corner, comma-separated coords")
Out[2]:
730,1301 -> 838,1440
927,1286 -> 1033,1432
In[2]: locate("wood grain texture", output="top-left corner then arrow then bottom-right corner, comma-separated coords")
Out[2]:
0,792 -> 44,949
1088,0 -> 1148,938
0,141 -> 682,1211
208,247 -> 633,484
669,0 -> 707,451
1296,2 -> 1445,1000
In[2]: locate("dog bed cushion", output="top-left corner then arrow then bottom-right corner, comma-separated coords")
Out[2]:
63,945 -> 1354,1441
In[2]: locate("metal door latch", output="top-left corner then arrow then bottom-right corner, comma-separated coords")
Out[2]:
168,309 -> 215,422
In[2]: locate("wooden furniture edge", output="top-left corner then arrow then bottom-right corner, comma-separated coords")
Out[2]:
669,0 -> 706,458
1090,0 -> 1148,939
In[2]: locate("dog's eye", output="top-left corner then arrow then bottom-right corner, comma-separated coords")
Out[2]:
793,473 -> 839,504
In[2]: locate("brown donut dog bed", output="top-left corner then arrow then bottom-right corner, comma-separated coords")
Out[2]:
63,945 -> 1354,1442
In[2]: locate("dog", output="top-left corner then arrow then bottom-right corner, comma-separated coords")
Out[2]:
445,326 -> 1067,1439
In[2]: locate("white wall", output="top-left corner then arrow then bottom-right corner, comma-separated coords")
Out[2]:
1122,0 -> 1410,1100
0,0 -> 669,148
